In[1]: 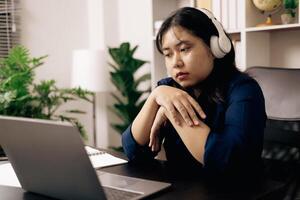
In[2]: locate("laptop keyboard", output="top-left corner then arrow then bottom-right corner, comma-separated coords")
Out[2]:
102,186 -> 142,200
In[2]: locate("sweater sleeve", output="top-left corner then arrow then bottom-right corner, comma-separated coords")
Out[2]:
121,78 -> 174,162
203,79 -> 266,176
121,124 -> 157,162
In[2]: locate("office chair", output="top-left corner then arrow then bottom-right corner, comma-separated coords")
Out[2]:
246,66 -> 300,200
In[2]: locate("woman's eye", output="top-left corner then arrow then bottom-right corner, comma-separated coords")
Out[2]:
180,47 -> 190,52
163,53 -> 171,57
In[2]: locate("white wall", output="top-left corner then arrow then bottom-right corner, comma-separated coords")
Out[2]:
20,0 -> 89,86
20,0 -> 153,148
107,0 -> 153,148
271,30 -> 300,68
20,0 -> 94,145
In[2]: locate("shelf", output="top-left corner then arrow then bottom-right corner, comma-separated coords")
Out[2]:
227,29 -> 241,34
246,23 -> 300,32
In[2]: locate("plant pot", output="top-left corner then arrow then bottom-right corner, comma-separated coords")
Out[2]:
281,13 -> 294,24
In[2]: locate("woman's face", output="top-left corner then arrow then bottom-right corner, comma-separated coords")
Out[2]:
161,26 -> 214,89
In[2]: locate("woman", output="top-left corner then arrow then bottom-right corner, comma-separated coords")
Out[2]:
122,7 -> 266,180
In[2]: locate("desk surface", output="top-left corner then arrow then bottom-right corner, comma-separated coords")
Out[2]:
0,158 -> 287,200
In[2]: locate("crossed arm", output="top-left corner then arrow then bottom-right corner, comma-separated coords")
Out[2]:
131,85 -> 210,164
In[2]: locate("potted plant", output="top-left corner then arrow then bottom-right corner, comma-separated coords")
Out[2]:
0,46 -> 93,157
108,42 -> 150,151
281,0 -> 299,24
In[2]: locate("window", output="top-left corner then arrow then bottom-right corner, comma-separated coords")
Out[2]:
0,0 -> 20,59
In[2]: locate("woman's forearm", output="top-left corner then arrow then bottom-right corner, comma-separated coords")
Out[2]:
164,108 -> 210,164
131,93 -> 159,146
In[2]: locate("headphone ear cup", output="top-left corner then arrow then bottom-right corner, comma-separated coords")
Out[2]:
210,35 -> 226,59
218,34 -> 232,54
211,18 -> 231,54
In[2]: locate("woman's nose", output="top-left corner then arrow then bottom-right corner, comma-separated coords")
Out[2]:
172,53 -> 184,68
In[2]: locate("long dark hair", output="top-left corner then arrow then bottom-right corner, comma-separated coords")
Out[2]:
156,7 -> 240,104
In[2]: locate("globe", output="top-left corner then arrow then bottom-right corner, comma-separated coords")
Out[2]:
252,0 -> 283,26
252,0 -> 282,12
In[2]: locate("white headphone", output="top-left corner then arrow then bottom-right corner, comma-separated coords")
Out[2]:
198,8 -> 232,59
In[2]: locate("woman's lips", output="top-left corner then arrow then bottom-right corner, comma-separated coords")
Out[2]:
176,72 -> 189,80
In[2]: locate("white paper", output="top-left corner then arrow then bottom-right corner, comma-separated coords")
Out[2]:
85,146 -> 103,154
85,146 -> 128,168
0,163 -> 21,188
0,148 -> 127,188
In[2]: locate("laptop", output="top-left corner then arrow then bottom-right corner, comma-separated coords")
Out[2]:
0,116 -> 171,200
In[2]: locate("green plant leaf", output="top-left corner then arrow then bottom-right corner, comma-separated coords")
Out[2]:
284,0 -> 299,8
127,90 -> 143,105
110,70 -> 134,96
129,45 -> 138,57
111,123 -> 129,134
65,109 -> 87,114
108,42 -> 150,151
110,93 -> 124,104
134,73 -> 151,88
108,62 -> 118,71
0,45 -> 92,140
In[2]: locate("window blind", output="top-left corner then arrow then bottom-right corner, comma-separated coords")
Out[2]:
0,0 -> 20,59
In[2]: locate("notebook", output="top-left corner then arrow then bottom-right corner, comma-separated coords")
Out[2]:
85,146 -> 128,168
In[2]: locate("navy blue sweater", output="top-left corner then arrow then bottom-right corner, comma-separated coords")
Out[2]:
122,72 -> 266,179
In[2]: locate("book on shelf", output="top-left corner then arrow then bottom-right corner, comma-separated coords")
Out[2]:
236,0 -> 244,30
211,0 -> 241,32
228,0 -> 237,31
212,0 -> 221,21
195,0 -> 212,11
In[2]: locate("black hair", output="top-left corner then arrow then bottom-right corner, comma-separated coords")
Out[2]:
156,7 -> 240,104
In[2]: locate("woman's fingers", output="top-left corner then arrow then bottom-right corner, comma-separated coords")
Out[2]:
149,107 -> 166,151
188,96 -> 206,119
181,98 -> 201,126
153,137 -> 157,151
173,96 -> 205,126
173,99 -> 193,126
149,126 -> 157,147
150,135 -> 159,152
154,86 -> 206,126
149,135 -> 154,147
165,97 -> 206,126
164,103 -> 181,125
150,136 -> 157,152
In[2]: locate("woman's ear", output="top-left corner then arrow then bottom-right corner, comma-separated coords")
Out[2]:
208,47 -> 215,60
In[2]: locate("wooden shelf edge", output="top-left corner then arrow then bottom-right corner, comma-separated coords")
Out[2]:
246,23 -> 300,32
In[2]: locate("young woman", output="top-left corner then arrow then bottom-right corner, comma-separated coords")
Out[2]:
122,7 -> 266,180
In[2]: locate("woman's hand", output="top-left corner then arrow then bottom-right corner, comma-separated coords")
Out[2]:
152,85 -> 206,126
149,107 -> 167,152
